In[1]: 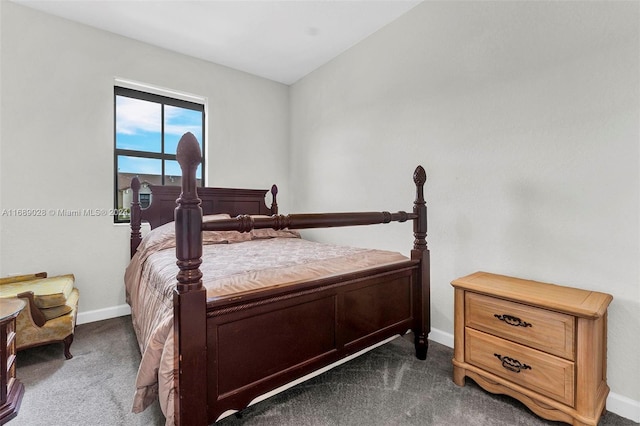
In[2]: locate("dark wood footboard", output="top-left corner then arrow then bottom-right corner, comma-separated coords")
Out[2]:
166,132 -> 429,425
205,261 -> 420,421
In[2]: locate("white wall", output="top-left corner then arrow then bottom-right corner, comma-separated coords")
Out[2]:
0,0 -> 4,277
2,0 -> 638,420
290,0 -> 639,418
0,2 -> 290,317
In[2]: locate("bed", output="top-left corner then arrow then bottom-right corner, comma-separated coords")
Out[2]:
125,132 -> 431,425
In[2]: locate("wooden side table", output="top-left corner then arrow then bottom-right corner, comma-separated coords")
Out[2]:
0,298 -> 26,425
451,271 -> 612,426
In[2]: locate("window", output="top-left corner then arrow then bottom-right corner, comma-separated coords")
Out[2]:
139,193 -> 151,209
114,86 -> 205,222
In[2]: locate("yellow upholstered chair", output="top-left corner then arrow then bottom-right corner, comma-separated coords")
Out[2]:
0,272 -> 79,359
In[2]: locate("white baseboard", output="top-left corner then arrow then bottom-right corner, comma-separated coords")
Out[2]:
76,304 -> 130,325
606,391 -> 640,423
428,326 -> 455,349
75,308 -> 640,423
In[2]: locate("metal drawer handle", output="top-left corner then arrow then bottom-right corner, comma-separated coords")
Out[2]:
494,314 -> 532,328
494,353 -> 532,373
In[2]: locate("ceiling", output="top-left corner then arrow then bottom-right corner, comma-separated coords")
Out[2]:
13,0 -> 421,85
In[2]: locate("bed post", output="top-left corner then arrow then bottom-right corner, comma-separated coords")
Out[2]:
411,165 -> 430,360
130,177 -> 142,258
174,132 -> 207,426
270,184 -> 278,214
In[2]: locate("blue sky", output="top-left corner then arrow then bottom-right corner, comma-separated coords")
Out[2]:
116,95 -> 203,175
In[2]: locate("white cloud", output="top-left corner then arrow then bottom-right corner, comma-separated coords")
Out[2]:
165,124 -> 202,137
116,96 -> 161,135
116,97 -> 202,141
165,105 -> 202,137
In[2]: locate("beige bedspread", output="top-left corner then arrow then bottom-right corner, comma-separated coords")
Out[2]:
124,221 -> 408,424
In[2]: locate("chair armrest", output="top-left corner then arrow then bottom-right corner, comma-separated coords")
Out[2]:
0,272 -> 47,285
16,291 -> 47,327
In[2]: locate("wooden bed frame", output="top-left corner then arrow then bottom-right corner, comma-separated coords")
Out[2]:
129,132 -> 431,425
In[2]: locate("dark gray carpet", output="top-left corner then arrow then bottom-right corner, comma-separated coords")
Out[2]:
13,317 -> 637,426
14,316 -> 163,426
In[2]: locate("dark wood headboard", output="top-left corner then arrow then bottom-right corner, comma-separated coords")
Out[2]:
129,178 -> 278,257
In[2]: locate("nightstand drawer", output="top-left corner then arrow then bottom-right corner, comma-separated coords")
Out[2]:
465,292 -> 575,359
465,328 -> 575,406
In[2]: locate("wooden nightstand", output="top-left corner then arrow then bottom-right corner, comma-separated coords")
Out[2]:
0,298 -> 25,425
451,271 -> 612,426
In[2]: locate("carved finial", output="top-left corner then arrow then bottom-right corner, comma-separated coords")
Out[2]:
176,132 -> 202,170
413,165 -> 427,186
176,132 -> 202,200
130,176 -> 142,258
131,176 -> 141,193
270,184 -> 279,214
175,132 -> 203,292
413,165 -> 427,251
